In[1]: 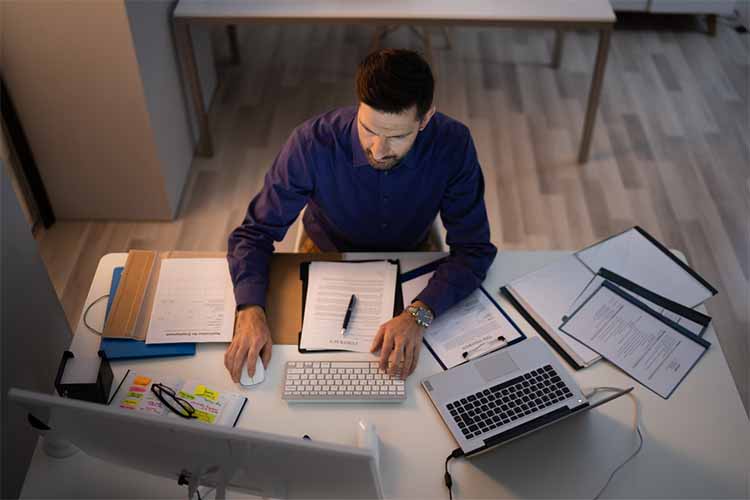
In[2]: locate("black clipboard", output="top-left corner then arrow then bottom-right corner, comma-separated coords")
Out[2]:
592,268 -> 712,335
297,259 -> 404,353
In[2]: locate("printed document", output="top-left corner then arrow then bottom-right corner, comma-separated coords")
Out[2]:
146,259 -> 236,344
403,272 -> 523,368
566,273 -> 710,337
300,261 -> 398,352
560,282 -> 709,398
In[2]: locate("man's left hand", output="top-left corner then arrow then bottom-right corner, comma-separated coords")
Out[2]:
370,303 -> 427,378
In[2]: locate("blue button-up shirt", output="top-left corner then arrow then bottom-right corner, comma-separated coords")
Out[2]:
227,106 -> 496,317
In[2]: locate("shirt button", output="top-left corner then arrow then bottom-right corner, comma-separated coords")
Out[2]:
381,223 -> 388,229
384,171 -> 389,176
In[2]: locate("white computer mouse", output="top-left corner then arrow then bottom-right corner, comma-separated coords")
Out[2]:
239,357 -> 265,387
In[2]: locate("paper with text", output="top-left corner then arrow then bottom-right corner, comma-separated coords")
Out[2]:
300,261 -> 398,352
566,275 -> 709,337
403,272 -> 523,368
560,283 -> 708,398
146,259 -> 235,344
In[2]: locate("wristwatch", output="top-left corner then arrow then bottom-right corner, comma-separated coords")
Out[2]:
406,304 -> 434,328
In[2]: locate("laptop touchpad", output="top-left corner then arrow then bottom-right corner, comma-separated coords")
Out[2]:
474,353 -> 519,382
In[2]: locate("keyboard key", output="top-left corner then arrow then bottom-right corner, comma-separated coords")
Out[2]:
490,375 -> 524,394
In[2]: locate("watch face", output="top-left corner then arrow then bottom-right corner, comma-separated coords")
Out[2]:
410,306 -> 432,327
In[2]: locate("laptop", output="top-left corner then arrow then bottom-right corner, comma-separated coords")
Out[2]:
422,337 -> 630,457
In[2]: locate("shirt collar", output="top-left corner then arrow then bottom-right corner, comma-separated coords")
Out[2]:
349,112 -> 421,171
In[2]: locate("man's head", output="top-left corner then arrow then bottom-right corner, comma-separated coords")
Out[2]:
355,49 -> 436,170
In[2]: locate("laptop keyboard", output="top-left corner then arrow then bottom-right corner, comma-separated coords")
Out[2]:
446,365 -> 573,440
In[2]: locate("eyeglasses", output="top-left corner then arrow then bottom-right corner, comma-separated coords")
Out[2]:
150,383 -> 197,419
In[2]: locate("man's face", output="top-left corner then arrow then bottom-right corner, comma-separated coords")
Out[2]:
357,103 -> 429,171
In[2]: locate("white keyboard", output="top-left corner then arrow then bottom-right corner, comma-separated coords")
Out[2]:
282,361 -> 406,402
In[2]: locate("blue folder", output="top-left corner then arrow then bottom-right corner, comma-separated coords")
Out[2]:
101,267 -> 196,360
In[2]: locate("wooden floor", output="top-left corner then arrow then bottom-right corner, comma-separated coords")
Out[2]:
38,17 -> 749,414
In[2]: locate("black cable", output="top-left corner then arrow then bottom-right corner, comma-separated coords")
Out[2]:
444,448 -> 464,500
82,294 -> 110,336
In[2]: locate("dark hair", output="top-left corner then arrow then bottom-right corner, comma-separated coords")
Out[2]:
355,49 -> 434,120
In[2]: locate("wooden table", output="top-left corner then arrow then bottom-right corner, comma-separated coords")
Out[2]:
173,0 -> 616,163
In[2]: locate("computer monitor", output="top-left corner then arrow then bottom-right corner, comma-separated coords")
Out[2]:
9,388 -> 383,499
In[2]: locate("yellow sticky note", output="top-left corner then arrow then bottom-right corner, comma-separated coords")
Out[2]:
194,385 -> 206,396
178,390 -> 195,401
194,410 -> 216,424
202,388 -> 219,402
134,376 -> 151,386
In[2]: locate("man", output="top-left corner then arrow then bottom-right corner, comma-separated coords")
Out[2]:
225,49 -> 496,382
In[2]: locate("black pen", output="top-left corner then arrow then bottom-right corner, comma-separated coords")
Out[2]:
462,336 -> 506,359
340,294 -> 357,336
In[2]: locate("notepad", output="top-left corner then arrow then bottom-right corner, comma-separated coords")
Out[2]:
111,371 -> 247,427
299,261 -> 399,352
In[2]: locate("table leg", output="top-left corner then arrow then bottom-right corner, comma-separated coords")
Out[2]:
552,29 -> 565,69
578,28 -> 611,164
227,25 -> 241,65
174,20 -> 213,157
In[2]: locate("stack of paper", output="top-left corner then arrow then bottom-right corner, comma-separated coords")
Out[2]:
299,261 -> 398,352
145,258 -> 236,344
505,226 -> 717,370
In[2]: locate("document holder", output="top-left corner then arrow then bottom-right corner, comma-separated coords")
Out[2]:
54,350 -> 113,404
102,250 -> 225,341
297,259 -> 404,353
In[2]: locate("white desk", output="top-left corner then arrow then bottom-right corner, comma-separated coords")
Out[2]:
173,0 -> 615,163
20,252 -> 749,499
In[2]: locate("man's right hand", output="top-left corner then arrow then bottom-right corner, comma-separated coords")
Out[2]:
224,305 -> 273,383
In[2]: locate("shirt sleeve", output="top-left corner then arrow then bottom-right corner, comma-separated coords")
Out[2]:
415,130 -> 497,317
227,131 -> 315,309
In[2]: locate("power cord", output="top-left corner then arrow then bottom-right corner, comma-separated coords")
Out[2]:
82,294 -> 109,336
444,448 -> 464,500
441,387 -> 643,500
584,387 -> 644,500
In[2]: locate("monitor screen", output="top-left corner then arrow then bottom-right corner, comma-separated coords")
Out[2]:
9,388 -> 382,499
